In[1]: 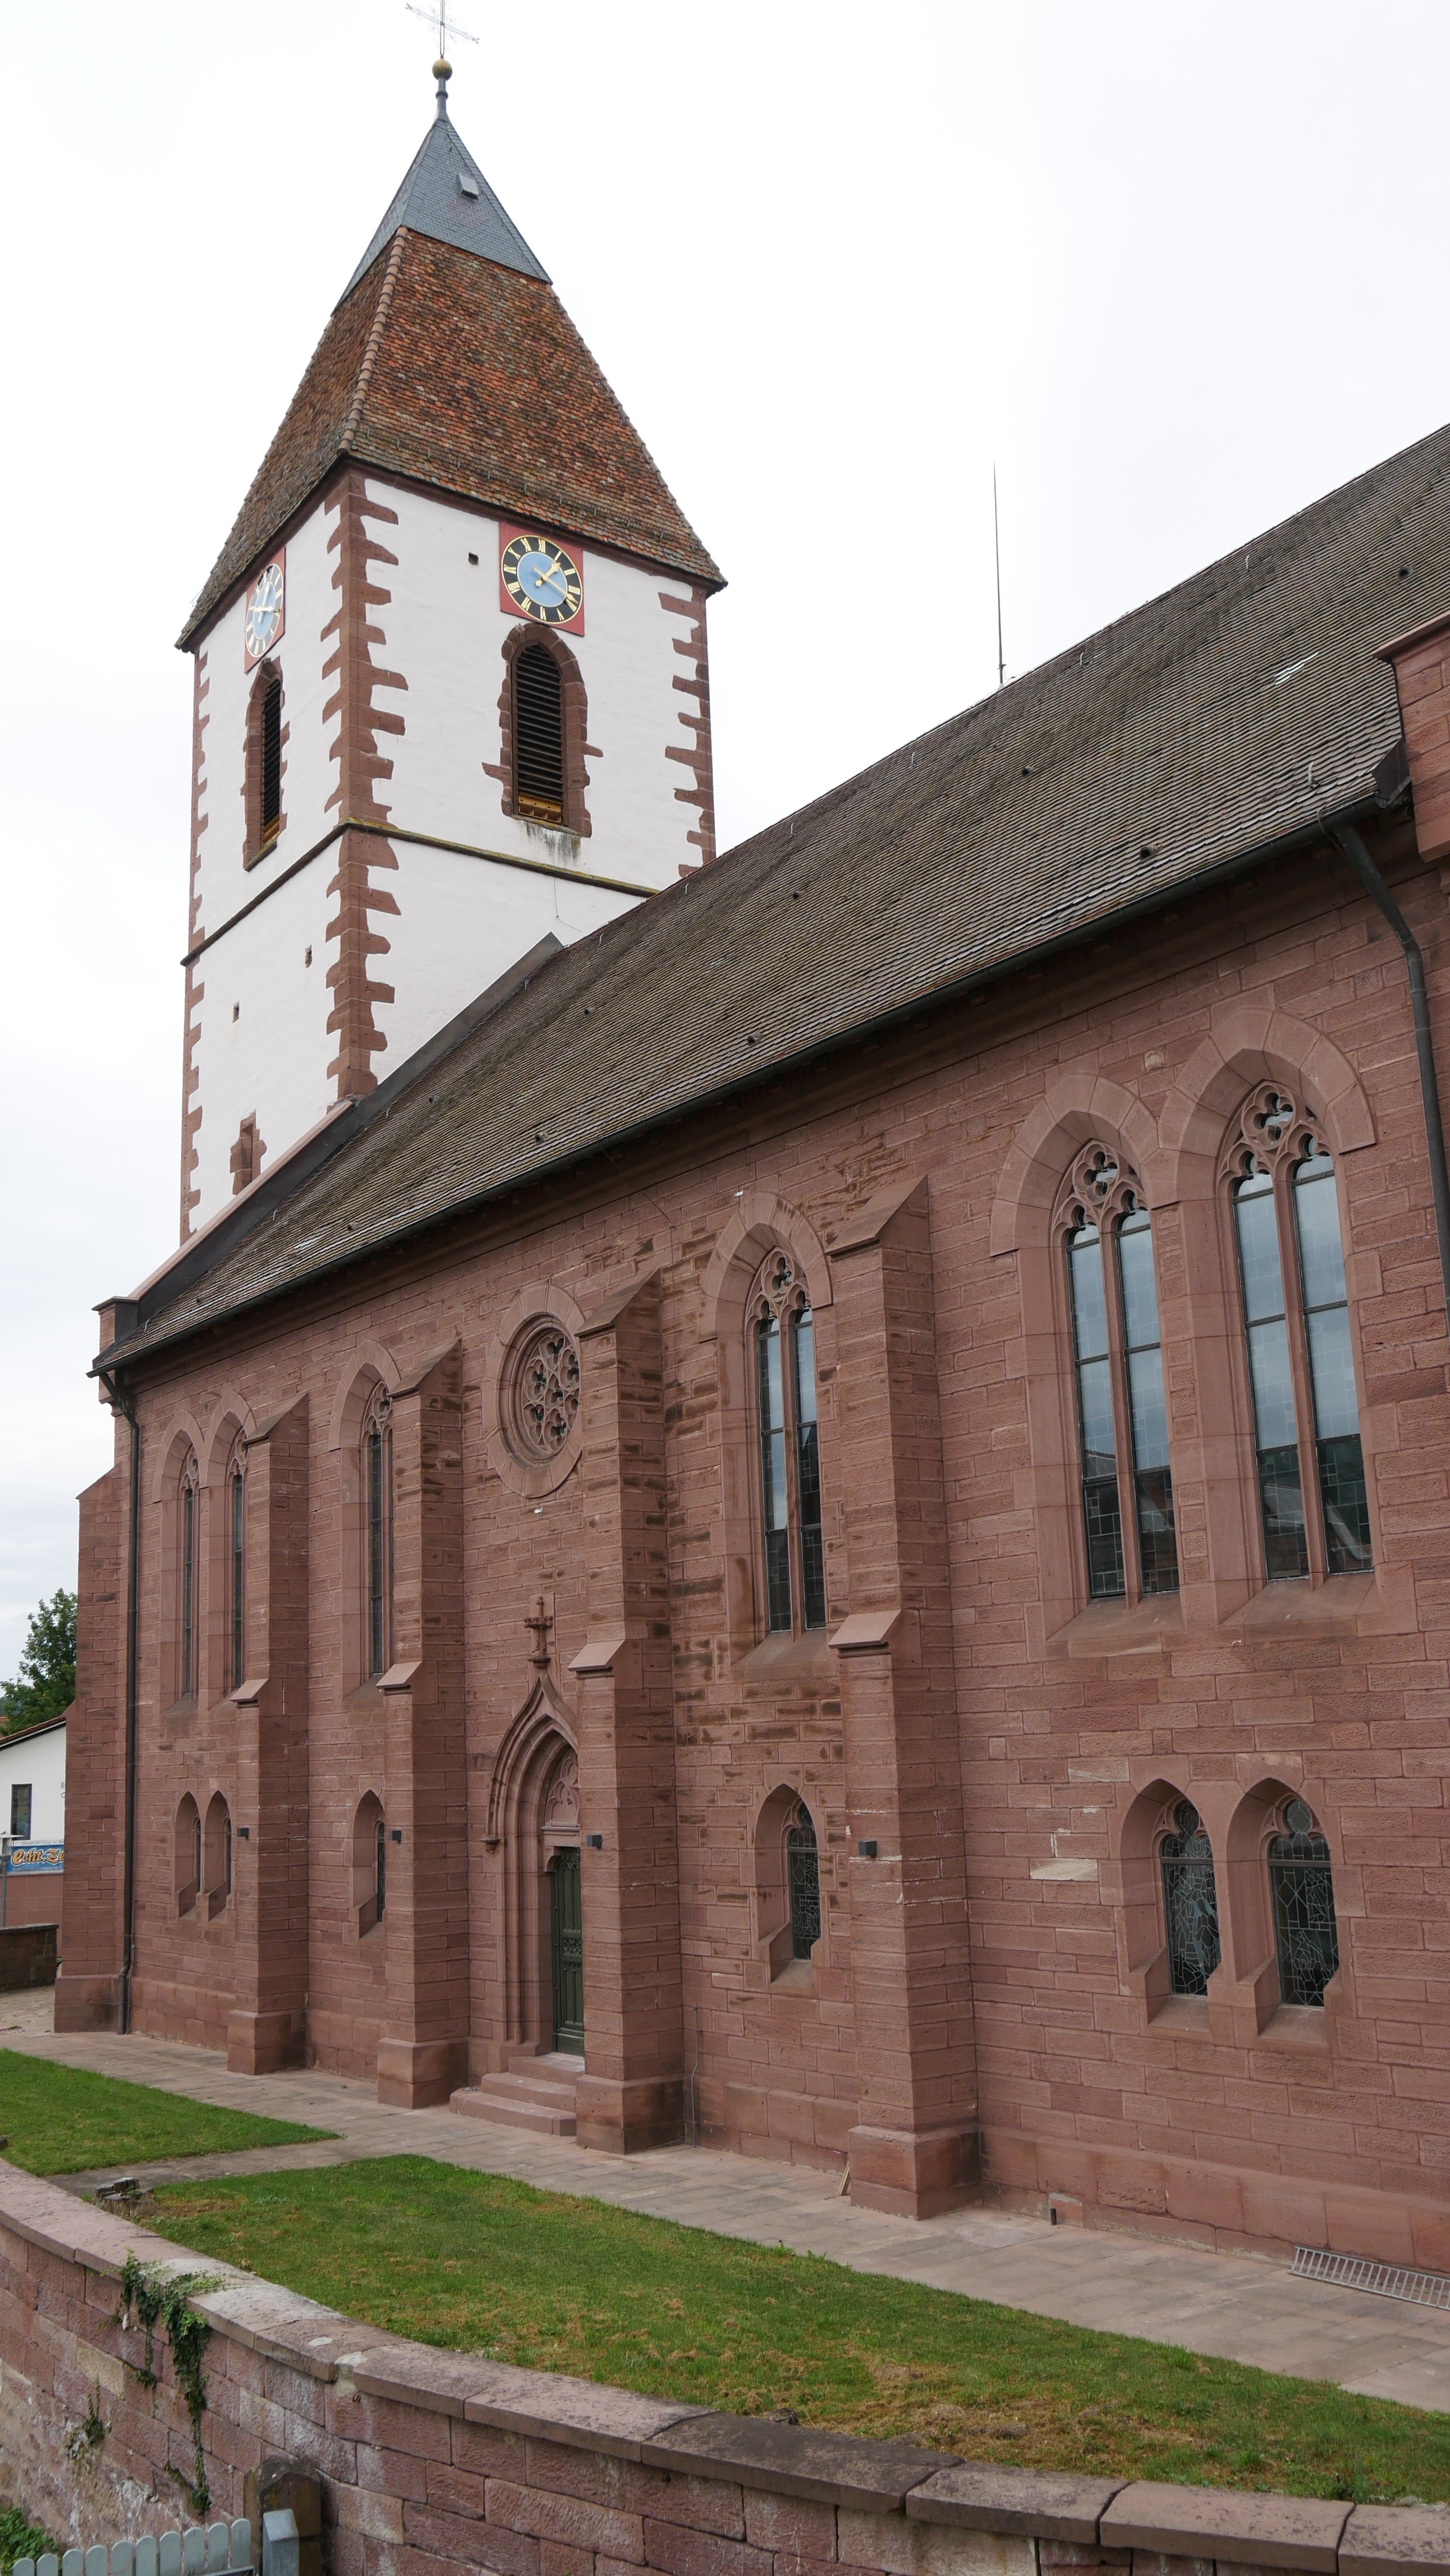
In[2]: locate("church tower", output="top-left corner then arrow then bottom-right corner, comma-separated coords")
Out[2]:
176,61 -> 721,1236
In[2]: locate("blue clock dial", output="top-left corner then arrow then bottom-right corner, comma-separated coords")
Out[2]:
501,532 -> 583,626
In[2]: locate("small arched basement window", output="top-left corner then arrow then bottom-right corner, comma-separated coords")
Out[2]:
175,1793 -> 201,1915
1159,1799 -> 1220,1995
513,644 -> 565,823
1268,1798 -> 1339,2005
203,1791 -> 232,1919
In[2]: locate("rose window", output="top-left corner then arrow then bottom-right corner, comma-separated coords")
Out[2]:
507,1324 -> 581,1462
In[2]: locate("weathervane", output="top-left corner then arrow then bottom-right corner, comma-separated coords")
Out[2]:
405,0 -> 478,111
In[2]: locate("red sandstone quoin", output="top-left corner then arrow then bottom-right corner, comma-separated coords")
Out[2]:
58,73 -> 1450,2248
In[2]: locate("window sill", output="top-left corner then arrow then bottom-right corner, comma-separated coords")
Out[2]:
1144,1992 -> 1212,2037
770,1957 -> 815,1995
735,1628 -> 834,1684
1223,1572 -> 1376,1641
1253,2002 -> 1330,2054
1050,1594 -> 1183,1663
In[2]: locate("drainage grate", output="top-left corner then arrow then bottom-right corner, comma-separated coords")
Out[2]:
1292,2243 -> 1450,2308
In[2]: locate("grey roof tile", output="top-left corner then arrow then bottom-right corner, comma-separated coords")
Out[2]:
121,416 -> 1450,1368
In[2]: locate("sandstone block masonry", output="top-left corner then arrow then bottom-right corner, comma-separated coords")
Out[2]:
59,798 -> 1450,2250
2,2172 -> 1446,2576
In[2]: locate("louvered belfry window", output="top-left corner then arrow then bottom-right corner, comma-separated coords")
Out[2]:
260,671 -> 283,845
514,643 -> 565,822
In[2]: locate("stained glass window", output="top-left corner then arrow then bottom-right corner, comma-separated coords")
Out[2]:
787,1803 -> 821,1958
1269,1798 -> 1339,2006
1159,1799 -> 1220,1996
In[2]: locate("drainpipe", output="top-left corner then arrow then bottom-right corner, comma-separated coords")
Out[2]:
99,1368 -> 140,2035
1325,818 -> 1450,1326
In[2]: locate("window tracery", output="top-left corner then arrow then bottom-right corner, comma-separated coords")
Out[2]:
1223,1085 -> 1370,1580
362,1384 -> 394,1678
506,1323 -> 581,1465
1058,1144 -> 1177,1601
750,1252 -> 825,1634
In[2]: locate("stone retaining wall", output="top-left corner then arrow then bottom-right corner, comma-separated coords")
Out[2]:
1,2167 -> 1444,2576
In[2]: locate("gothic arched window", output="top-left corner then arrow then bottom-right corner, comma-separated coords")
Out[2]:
786,1802 -> 821,1959
1158,1798 -> 1220,1996
178,1450 -> 200,1701
1060,1145 -> 1178,1602
1268,1797 -> 1339,2007
203,1790 -> 232,1919
227,1434 -> 247,1692
513,643 -> 565,823
1226,1087 -> 1370,1581
751,1252 -> 826,1635
175,1793 -> 201,1916
352,1791 -> 386,1936
362,1385 -> 394,1678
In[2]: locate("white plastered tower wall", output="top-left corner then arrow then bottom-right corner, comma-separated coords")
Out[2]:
182,471 -> 712,1231
183,496 -> 339,1229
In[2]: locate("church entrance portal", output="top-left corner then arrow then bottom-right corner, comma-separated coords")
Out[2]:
549,1846 -> 584,2054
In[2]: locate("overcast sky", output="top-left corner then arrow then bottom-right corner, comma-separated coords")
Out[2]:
3,0 -> 1449,1675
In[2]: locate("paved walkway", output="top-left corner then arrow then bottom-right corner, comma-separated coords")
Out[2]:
5,1989 -> 1450,2414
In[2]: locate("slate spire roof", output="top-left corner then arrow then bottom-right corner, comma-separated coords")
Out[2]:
341,61 -> 550,296
180,76 -> 719,646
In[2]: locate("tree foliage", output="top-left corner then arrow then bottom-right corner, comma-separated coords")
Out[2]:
1,1589 -> 77,1733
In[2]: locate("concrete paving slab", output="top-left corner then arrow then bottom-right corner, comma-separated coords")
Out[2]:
6,2011 -> 1450,2412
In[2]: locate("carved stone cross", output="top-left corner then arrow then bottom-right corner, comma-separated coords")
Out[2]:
524,1595 -> 553,1670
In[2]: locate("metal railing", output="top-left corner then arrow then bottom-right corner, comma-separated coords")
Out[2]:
15,2509 -> 299,2576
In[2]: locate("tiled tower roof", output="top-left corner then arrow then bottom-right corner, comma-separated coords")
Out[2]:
180,93 -> 719,646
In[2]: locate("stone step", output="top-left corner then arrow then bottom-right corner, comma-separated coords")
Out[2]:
449,2073 -> 579,2136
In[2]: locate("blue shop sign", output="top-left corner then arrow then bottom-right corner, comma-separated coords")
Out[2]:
6,1843 -> 63,1874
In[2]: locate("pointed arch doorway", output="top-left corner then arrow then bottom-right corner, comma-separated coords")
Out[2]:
542,1751 -> 584,2055
488,1681 -> 585,2062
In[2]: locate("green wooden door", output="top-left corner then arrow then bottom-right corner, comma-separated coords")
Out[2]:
550,1847 -> 585,2055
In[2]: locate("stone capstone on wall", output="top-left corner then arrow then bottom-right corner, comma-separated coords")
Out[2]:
2,2168 -> 1447,2576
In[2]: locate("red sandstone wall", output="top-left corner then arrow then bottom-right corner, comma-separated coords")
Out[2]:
0,2170 -> 1431,2576
62,815 -> 1450,2248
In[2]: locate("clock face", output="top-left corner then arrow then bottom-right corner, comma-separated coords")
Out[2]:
244,558 -> 285,664
501,532 -> 583,627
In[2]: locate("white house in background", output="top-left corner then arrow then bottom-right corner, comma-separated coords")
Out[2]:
0,1713 -> 66,1845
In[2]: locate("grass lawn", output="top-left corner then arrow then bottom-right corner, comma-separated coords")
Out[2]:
155,2156 -> 1448,2504
0,2050 -> 334,2175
